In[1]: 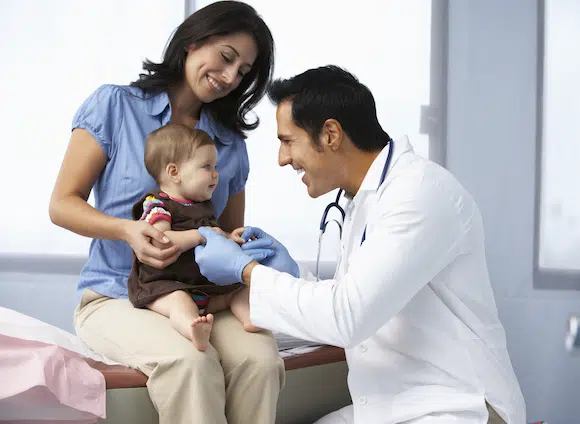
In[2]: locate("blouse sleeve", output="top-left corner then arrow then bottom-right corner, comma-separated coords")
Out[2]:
229,135 -> 250,196
71,84 -> 125,159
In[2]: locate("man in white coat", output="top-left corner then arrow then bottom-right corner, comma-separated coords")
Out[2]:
194,66 -> 526,424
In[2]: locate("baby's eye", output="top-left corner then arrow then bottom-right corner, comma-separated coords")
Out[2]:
204,164 -> 212,170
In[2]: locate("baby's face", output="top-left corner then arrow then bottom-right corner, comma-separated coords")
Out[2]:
177,144 -> 219,202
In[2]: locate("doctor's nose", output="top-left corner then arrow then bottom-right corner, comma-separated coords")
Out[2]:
278,146 -> 291,167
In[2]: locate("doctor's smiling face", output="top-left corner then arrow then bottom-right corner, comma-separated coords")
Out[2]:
269,66 -> 391,198
276,100 -> 344,198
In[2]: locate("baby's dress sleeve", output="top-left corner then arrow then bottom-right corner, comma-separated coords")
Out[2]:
139,195 -> 171,225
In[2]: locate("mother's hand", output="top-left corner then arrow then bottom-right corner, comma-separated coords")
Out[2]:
122,220 -> 180,269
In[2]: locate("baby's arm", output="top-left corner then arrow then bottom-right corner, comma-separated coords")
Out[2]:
163,229 -> 204,252
139,195 -> 203,252
150,220 -> 172,249
150,221 -> 204,252
165,226 -> 244,252
209,226 -> 245,245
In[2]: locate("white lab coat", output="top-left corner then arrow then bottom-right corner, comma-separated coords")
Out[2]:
249,137 -> 526,424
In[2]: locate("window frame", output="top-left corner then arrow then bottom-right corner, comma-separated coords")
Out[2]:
533,0 -> 580,290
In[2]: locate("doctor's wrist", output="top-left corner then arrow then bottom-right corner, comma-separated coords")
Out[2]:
242,261 -> 258,286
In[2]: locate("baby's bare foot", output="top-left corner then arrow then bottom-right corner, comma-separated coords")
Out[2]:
190,314 -> 214,351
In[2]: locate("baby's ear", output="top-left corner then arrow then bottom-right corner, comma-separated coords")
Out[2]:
165,163 -> 179,181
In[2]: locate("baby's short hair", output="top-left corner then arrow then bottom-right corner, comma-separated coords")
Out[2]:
144,123 -> 215,182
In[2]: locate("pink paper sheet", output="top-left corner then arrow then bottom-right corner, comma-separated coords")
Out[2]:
0,334 -> 105,423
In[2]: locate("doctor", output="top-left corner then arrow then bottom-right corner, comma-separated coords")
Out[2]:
194,66 -> 526,424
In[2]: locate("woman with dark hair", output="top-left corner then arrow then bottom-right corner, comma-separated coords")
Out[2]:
49,2 -> 283,423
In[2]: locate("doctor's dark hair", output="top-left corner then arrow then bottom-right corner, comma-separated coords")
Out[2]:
131,1 -> 274,138
267,66 -> 391,152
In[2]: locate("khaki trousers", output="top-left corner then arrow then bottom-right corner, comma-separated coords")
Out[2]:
74,289 -> 285,424
487,402 -> 506,424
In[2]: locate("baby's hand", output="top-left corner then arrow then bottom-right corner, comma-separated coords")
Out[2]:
208,227 -> 229,239
229,227 -> 247,245
207,227 -> 245,246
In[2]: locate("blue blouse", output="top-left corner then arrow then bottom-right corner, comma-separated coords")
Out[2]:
72,84 -> 250,299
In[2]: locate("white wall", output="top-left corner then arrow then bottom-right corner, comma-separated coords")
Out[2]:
0,0 -> 184,256
447,1 -> 580,423
205,0 -> 433,263
0,0 -> 432,266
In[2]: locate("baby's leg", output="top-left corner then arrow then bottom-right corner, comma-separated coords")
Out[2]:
147,290 -> 213,351
204,289 -> 240,315
230,287 -> 262,333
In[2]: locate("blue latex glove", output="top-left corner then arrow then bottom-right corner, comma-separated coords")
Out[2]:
240,227 -> 300,278
194,227 -> 273,285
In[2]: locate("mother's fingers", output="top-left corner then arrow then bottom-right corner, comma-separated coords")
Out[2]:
142,224 -> 171,245
136,244 -> 180,268
139,249 -> 181,269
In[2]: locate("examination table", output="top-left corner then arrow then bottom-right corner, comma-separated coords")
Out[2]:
91,346 -> 350,424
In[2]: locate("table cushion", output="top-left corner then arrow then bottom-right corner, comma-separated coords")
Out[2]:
90,346 -> 346,389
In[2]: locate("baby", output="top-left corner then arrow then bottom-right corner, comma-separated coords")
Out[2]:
127,123 -> 259,351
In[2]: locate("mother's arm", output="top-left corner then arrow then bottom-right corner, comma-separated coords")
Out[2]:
49,129 -> 122,239
49,129 -> 179,268
218,189 -> 246,233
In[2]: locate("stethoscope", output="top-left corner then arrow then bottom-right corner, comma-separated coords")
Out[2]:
315,139 -> 394,281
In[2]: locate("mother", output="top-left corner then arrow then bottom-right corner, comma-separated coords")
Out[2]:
49,2 -> 283,423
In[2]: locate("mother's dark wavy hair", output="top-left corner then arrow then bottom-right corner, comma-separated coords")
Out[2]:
131,1 -> 274,137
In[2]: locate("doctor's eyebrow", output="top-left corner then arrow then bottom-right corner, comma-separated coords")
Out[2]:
277,134 -> 294,142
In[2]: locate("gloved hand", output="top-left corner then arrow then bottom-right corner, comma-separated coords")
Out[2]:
194,227 -> 273,285
240,227 -> 300,278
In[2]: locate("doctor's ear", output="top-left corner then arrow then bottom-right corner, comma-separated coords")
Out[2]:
320,119 -> 343,152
